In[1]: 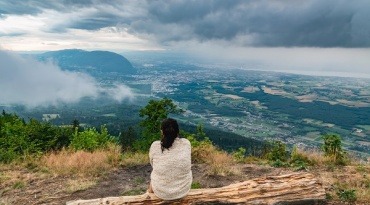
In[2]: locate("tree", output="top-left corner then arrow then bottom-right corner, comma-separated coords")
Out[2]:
195,124 -> 207,141
119,126 -> 137,151
265,140 -> 288,167
72,119 -> 81,132
322,134 -> 346,165
136,98 -> 183,151
0,112 -> 72,163
0,116 -> 29,163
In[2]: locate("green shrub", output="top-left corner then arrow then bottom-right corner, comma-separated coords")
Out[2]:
322,134 -> 347,165
12,180 -> 25,189
289,147 -> 311,170
290,160 -> 307,171
336,189 -> 356,203
0,149 -> 18,164
0,116 -> 35,163
191,182 -> 202,189
266,141 -> 288,162
0,111 -> 73,163
185,133 -> 201,147
232,147 -> 246,163
271,159 -> 289,167
325,193 -> 333,201
70,125 -> 113,151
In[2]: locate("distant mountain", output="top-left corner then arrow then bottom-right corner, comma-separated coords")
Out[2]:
38,49 -> 136,74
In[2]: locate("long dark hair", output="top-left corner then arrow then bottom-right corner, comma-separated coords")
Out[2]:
160,118 -> 179,152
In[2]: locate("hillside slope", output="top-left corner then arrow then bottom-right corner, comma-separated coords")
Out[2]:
38,49 -> 136,74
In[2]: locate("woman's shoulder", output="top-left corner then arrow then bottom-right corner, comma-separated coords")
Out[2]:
151,140 -> 161,147
178,138 -> 191,146
150,140 -> 161,151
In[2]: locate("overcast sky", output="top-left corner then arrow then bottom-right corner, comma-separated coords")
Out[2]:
1,0 -> 370,76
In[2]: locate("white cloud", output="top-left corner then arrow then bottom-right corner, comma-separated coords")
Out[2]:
0,50 -> 134,107
176,41 -> 370,78
104,84 -> 133,103
0,7 -> 161,51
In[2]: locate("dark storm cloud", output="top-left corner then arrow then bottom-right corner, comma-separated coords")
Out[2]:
46,12 -> 123,33
0,1 -> 42,15
0,0 -> 96,15
69,12 -> 124,31
141,0 -> 370,47
2,0 -> 370,47
0,31 -> 25,37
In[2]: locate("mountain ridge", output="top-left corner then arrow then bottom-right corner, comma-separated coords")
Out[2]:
38,49 -> 136,74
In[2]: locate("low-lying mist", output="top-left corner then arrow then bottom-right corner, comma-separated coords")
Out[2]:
0,50 -> 134,108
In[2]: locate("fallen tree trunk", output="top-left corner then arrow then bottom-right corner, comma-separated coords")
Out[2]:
66,172 -> 326,205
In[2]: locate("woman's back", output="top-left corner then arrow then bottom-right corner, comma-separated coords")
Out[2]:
149,138 -> 192,200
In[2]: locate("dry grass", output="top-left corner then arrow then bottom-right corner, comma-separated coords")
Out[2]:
252,146 -> 370,203
0,164 -> 48,191
41,143 -> 121,177
121,152 -> 149,167
0,197 -> 12,205
192,142 -> 236,176
290,148 -> 337,167
0,170 -> 10,185
192,142 -> 219,163
316,165 -> 370,203
340,165 -> 370,202
244,156 -> 266,164
65,178 -> 97,193
291,148 -> 370,203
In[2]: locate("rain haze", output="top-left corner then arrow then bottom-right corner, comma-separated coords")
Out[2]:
1,0 -> 370,105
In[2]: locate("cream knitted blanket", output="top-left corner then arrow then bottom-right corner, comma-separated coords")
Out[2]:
149,138 -> 192,200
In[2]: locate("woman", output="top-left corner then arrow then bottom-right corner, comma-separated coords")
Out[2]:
148,118 -> 192,200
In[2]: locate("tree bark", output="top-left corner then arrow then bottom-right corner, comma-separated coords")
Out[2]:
66,172 -> 326,205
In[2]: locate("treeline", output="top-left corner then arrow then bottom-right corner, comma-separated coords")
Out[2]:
0,98 -> 349,166
0,110 -> 73,163
1,98 -> 258,163
0,110 -> 120,163
0,98 -> 182,163
11,101 -> 142,137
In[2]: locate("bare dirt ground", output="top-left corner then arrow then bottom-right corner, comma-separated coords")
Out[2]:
1,163 -> 291,205
3,163 -> 367,205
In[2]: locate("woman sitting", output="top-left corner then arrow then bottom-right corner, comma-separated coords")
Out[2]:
148,118 -> 192,200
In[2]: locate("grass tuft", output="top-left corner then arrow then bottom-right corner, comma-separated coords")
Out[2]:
121,152 -> 149,167
65,178 -> 97,193
122,188 -> 146,196
0,197 -> 13,205
41,144 -> 121,177
12,180 -> 25,189
192,141 -> 236,176
191,181 -> 202,189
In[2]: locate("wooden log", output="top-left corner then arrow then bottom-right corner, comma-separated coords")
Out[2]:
66,172 -> 326,205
